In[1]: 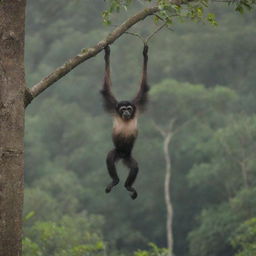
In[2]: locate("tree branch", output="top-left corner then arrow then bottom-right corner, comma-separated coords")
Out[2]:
124,20 -> 169,47
26,0 -> 230,107
145,21 -> 168,43
27,5 -> 161,107
152,119 -> 175,138
124,31 -> 146,43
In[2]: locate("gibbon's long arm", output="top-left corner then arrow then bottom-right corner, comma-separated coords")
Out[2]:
132,44 -> 149,111
101,46 -> 118,113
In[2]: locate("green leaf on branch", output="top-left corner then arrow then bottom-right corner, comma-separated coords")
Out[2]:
207,13 -> 217,26
103,0 -> 133,23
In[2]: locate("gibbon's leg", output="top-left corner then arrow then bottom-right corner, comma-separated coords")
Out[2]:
123,156 -> 139,200
105,149 -> 120,193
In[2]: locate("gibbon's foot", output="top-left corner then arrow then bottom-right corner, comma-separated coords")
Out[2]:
125,186 -> 138,200
105,185 -> 112,193
130,191 -> 138,200
105,179 -> 119,193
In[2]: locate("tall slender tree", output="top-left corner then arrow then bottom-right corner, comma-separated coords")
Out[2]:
150,79 -> 237,255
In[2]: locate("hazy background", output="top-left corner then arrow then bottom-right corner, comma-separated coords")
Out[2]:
23,1 -> 256,256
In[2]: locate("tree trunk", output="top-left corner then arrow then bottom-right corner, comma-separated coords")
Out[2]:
0,1 -> 26,256
153,122 -> 174,256
163,133 -> 174,256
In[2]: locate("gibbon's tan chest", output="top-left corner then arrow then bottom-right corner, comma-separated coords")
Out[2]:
113,116 -> 138,137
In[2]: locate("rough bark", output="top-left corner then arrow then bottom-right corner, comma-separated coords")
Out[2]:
0,1 -> 26,256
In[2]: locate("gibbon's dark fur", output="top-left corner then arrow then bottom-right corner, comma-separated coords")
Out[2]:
100,45 -> 149,200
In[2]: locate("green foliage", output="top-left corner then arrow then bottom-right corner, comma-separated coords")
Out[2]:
188,116 -> 256,197
134,243 -> 168,256
231,218 -> 256,256
23,213 -> 105,256
150,79 -> 237,129
104,0 -> 219,25
188,188 -> 256,256
234,0 -> 256,13
188,203 -> 237,256
102,0 -> 132,24
23,238 -> 42,256
104,0 -> 256,20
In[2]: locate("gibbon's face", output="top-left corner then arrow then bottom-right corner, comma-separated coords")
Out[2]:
116,101 -> 136,121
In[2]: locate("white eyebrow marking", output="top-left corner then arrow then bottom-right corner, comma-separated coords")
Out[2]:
119,106 -> 127,111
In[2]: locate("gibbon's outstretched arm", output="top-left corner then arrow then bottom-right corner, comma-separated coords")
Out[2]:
101,46 -> 118,113
132,44 -> 149,111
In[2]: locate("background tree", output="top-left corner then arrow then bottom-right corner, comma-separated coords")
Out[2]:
150,79 -> 237,256
23,213 -> 105,256
231,218 -> 256,256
